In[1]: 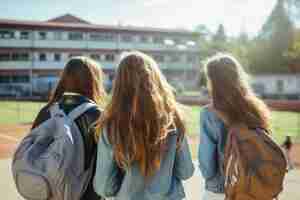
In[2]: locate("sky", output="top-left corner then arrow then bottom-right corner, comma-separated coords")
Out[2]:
0,0 -> 277,36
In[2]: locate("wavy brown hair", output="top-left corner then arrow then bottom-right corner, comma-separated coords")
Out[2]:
205,53 -> 270,130
48,57 -> 106,106
96,51 -> 186,178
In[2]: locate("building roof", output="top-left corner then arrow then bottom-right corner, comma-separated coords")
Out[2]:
0,14 -> 197,36
47,14 -> 91,24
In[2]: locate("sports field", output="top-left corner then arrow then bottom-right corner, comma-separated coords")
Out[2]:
0,100 -> 300,158
0,100 -> 300,200
1,100 -> 300,141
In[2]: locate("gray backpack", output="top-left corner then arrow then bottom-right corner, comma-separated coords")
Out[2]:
12,102 -> 97,200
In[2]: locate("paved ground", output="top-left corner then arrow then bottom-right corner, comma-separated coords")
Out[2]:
1,124 -> 300,199
1,159 -> 299,200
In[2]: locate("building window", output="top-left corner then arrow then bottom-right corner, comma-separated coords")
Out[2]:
54,53 -> 61,62
12,75 -> 29,83
0,53 -> 10,61
90,54 -> 101,60
252,83 -> 265,95
173,38 -> 182,44
153,36 -> 164,44
20,31 -> 30,40
0,75 -> 10,83
187,54 -> 196,63
0,30 -> 15,39
121,34 -> 133,42
68,32 -> 83,40
12,53 -> 29,61
39,53 -> 47,61
276,80 -> 284,93
54,31 -> 62,40
105,54 -> 115,62
170,54 -> 181,63
153,55 -> 164,63
90,33 -> 115,41
140,35 -> 148,43
39,32 -> 47,40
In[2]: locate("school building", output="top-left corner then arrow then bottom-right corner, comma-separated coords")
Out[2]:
0,14 -> 200,96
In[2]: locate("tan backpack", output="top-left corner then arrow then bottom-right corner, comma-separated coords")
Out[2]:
224,124 -> 288,200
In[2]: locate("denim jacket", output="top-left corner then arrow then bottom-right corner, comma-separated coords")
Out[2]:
198,106 -> 227,193
93,128 -> 194,200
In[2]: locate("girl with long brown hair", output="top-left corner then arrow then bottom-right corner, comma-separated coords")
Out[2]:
93,51 -> 194,200
32,57 -> 106,200
198,53 -> 270,200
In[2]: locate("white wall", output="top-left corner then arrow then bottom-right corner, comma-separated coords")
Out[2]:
253,75 -> 300,96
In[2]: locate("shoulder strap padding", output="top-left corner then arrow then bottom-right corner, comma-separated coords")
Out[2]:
68,102 -> 97,121
50,103 -> 65,118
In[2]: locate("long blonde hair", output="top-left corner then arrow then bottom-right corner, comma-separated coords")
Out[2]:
205,53 -> 270,129
96,51 -> 185,177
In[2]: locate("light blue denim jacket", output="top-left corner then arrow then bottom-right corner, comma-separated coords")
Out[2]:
93,128 -> 194,200
198,106 -> 227,193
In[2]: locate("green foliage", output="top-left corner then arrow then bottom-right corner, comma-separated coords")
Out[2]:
284,32 -> 300,72
0,101 -> 45,124
195,0 -> 297,75
227,33 -> 251,71
286,35 -> 300,59
249,0 -> 294,74
213,24 -> 227,43
185,106 -> 300,144
197,24 -> 229,60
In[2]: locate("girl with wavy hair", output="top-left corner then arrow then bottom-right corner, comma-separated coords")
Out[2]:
94,51 -> 194,200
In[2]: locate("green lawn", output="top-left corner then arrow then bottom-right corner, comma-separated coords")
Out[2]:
0,101 -> 299,144
0,101 -> 45,124
184,106 -> 300,144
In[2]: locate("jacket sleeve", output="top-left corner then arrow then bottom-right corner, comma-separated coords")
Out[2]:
93,129 -> 123,197
174,136 -> 195,180
198,109 -> 218,180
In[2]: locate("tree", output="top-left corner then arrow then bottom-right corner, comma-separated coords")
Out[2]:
213,24 -> 227,43
208,24 -> 228,53
194,24 -> 227,59
284,31 -> 300,72
251,0 -> 294,74
229,32 -> 251,70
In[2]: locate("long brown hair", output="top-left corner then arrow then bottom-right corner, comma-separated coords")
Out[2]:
205,53 -> 270,130
96,51 -> 185,178
49,57 -> 107,106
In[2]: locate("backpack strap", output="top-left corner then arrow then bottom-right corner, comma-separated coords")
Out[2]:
50,103 -> 65,117
68,102 -> 97,121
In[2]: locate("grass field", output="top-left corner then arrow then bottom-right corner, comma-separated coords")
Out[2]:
0,101 -> 299,144
0,101 -> 45,124
183,106 -> 300,144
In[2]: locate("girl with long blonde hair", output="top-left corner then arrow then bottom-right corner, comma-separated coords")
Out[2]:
198,53 -> 270,200
93,51 -> 194,200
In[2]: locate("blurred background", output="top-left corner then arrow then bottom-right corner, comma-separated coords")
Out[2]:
0,0 -> 300,199
0,0 -> 299,143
